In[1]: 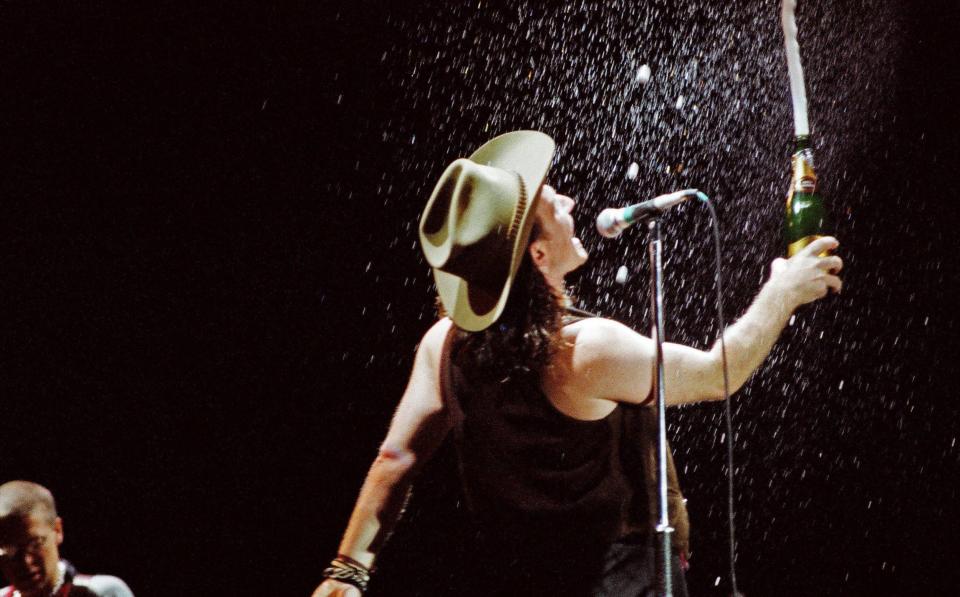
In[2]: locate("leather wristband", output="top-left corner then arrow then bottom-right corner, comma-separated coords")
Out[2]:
323,555 -> 371,592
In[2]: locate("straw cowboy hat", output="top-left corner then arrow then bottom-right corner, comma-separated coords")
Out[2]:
419,130 -> 556,331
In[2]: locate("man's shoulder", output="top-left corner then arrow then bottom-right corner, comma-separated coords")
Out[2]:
423,317 -> 454,342
562,315 -> 652,371
74,573 -> 134,597
563,315 -> 633,342
419,317 -> 454,360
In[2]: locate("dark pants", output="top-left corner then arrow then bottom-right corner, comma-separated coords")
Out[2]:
419,531 -> 688,597
591,533 -> 689,597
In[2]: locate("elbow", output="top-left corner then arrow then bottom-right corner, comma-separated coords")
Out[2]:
706,387 -> 733,402
702,353 -> 742,402
357,445 -> 418,509
372,445 -> 418,478
693,382 -> 728,403
704,372 -> 743,403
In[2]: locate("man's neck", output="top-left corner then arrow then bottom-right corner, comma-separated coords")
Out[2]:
544,273 -> 576,309
545,272 -> 566,296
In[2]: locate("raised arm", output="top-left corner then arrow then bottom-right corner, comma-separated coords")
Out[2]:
313,318 -> 454,596
663,236 -> 841,403
573,237 -> 842,406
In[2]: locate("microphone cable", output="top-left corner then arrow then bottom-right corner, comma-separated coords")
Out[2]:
696,193 -> 741,597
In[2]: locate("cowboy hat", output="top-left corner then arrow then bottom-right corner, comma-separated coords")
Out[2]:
419,130 -> 555,331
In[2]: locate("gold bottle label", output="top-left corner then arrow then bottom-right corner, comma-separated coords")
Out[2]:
786,148 -> 825,257
790,148 -> 817,194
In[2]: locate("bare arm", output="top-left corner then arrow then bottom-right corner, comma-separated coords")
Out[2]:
313,318 -> 453,596
663,236 -> 842,403
575,237 -> 843,406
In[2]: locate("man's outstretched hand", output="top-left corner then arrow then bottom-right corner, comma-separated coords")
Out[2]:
768,236 -> 843,308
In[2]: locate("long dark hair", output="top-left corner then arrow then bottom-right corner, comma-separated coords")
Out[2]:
447,228 -> 565,385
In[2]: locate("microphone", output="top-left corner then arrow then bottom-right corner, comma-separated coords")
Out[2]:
595,189 -> 706,238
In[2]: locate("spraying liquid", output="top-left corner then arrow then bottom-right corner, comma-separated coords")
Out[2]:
781,0 -> 827,256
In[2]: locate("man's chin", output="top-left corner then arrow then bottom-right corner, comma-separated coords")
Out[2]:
571,238 -> 590,263
14,572 -> 49,595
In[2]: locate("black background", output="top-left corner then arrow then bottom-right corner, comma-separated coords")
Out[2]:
3,1 -> 959,596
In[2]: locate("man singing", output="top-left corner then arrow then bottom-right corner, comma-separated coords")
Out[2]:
313,131 -> 842,596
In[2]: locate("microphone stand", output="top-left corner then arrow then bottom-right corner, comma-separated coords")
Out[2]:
646,217 -> 673,597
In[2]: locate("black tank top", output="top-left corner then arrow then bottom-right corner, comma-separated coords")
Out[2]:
440,325 -> 644,593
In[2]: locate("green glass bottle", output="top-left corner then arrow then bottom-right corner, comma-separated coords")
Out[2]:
785,135 -> 827,256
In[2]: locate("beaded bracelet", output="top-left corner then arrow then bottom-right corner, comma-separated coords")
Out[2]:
323,555 -> 371,592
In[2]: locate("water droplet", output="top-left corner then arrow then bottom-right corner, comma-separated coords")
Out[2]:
615,265 -> 629,284
636,64 -> 652,84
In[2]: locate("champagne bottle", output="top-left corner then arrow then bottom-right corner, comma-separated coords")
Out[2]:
785,135 -> 827,256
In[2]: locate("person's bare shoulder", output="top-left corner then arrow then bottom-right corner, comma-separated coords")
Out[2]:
564,316 -> 638,356
418,317 -> 454,365
562,316 -> 655,404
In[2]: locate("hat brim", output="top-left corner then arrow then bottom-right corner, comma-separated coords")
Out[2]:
432,130 -> 555,331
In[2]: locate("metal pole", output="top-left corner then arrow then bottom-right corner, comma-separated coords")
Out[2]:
647,218 -> 673,597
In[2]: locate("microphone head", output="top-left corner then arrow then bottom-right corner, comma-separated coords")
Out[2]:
595,208 -> 623,239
